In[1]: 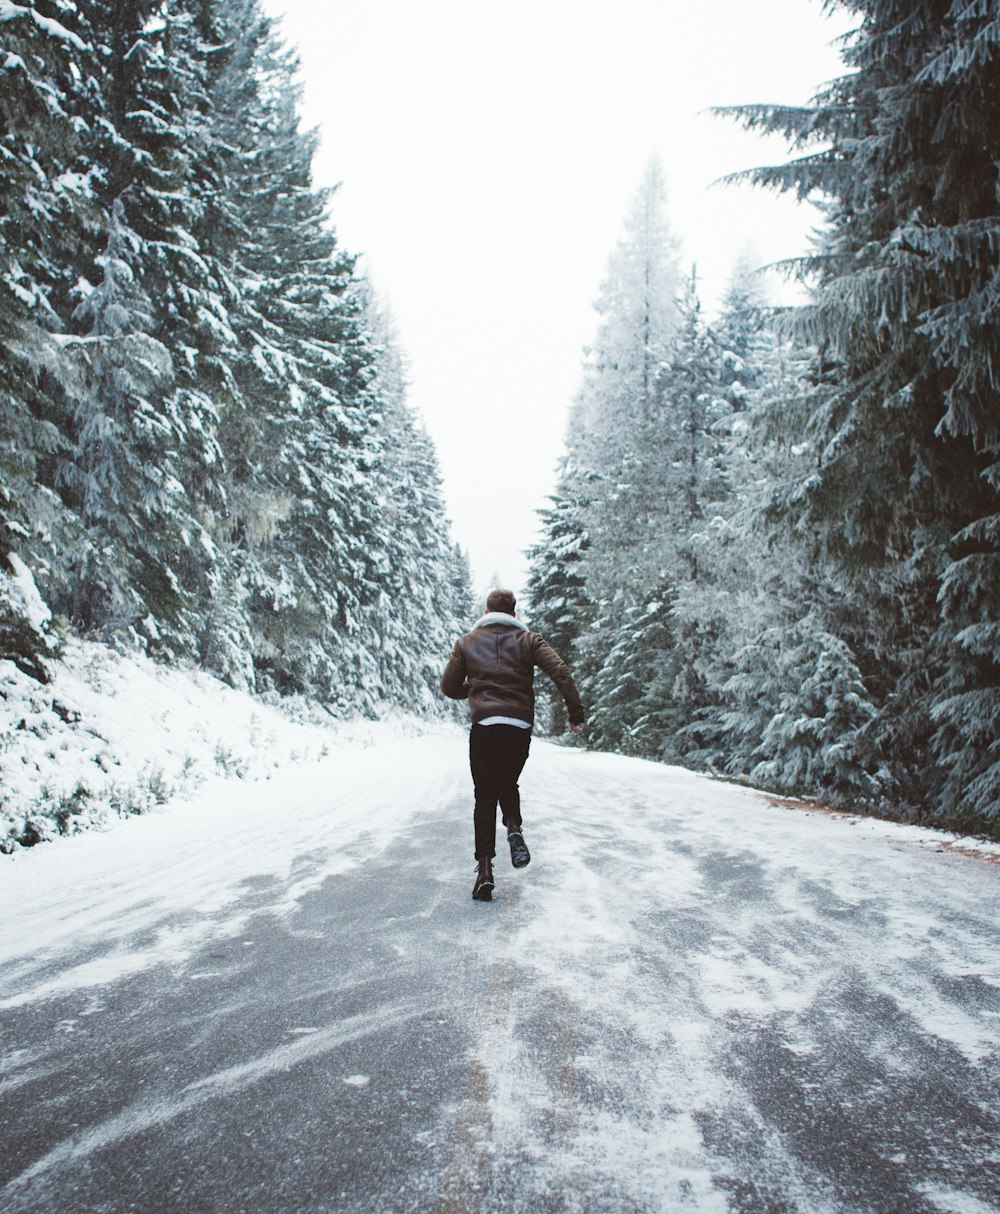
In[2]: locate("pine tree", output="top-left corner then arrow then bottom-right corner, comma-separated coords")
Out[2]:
193,0 -> 277,686
525,471 -> 592,732
591,271 -> 728,759
0,0 -> 91,661
61,197 -> 177,635
42,0 -> 228,650
676,256 -> 883,798
531,161 -> 682,748
645,272 -> 728,756
719,0 -> 1000,824
362,297 -> 473,711
673,256 -> 788,770
207,12 -> 384,701
1,0 -> 475,723
571,157 -> 682,606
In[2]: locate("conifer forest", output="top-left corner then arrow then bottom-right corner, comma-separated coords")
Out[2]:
3,0 -> 999,836
527,2 -> 1000,835
0,0 -> 475,714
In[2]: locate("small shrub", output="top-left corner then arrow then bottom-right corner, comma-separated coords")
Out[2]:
53,784 -> 92,835
213,743 -> 247,778
144,765 -> 171,805
18,816 -> 50,847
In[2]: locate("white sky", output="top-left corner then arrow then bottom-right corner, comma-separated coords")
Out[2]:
259,0 -> 853,601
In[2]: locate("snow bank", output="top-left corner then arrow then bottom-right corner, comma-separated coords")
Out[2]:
0,636 -> 445,852
6,638 -> 999,868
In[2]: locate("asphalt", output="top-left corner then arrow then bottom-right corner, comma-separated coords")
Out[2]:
1,772 -> 998,1214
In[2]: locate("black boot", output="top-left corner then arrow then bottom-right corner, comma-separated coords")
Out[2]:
472,857 -> 494,901
507,827 -> 530,869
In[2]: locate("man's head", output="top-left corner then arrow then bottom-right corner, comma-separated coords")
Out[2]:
486,588 -> 516,616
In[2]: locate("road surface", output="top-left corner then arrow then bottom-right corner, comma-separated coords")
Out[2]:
1,731 -> 998,1213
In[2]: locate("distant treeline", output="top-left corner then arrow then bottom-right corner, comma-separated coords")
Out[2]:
528,2 -> 1000,836
1,0 -> 473,711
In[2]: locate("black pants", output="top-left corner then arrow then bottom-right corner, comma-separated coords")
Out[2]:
469,724 -> 532,859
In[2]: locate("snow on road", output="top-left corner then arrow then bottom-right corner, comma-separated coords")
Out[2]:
1,650 -> 999,1212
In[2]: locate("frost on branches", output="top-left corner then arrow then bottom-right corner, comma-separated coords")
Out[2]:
0,0 -> 472,723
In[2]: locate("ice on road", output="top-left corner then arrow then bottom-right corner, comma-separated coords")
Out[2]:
1,725 -> 998,1213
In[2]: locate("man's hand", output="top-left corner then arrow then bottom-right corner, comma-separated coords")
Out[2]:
569,721 -> 586,734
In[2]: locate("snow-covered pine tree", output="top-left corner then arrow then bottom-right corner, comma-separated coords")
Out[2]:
525,473 -> 592,732
61,196 -> 177,635
583,586 -> 676,755
915,5 -> 1000,825
583,269 -> 728,759
550,160 -> 683,749
676,254 -> 882,799
668,257 -> 759,756
571,157 -> 682,604
0,0 -> 92,670
1,0 -> 475,721
362,296 -> 473,712
208,11 -> 383,703
672,255 -> 783,770
719,0 -> 1000,825
633,270 -> 729,758
137,0 -> 234,648
712,249 -> 775,418
192,0 -> 278,687
44,0 -> 226,651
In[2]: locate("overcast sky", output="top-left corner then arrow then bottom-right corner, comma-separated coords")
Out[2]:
259,0 -> 852,603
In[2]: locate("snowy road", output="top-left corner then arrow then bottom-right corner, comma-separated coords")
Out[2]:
1,728 -> 998,1214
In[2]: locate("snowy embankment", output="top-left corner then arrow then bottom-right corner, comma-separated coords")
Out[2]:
5,640 -> 1000,866
0,638 -> 448,854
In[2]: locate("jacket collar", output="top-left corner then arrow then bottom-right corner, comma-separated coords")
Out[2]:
473,611 -> 528,631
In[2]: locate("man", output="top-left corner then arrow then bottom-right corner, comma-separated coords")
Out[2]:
440,588 -> 585,901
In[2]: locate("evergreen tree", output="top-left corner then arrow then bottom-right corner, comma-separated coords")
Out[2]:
644,272 -> 728,756
362,297 -> 473,711
203,6 -> 383,701
675,257 -> 882,798
0,0 -> 476,726
195,0 -> 278,687
0,0 -> 91,655
589,270 -> 727,759
525,470 -> 592,732
529,160 -> 683,748
673,256 -> 788,769
531,165 -> 740,755
46,0 -> 226,650
720,0 -> 1000,823
61,196 -> 176,635
572,156 -> 682,606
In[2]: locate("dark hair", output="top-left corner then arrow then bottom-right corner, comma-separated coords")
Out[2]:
486,588 -> 516,615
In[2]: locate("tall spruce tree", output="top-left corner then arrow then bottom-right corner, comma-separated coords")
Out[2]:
0,0 -> 477,724
720,0 -> 1000,824
363,298 -> 474,711
629,270 -> 728,759
48,0 -> 225,650
572,157 -> 682,604
530,160 -> 683,746
525,477 -> 592,732
62,197 -> 177,635
0,0 -> 91,668
205,6 -> 384,702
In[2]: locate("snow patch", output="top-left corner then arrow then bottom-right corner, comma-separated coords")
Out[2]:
920,1186 -> 999,1214
5,553 -> 51,634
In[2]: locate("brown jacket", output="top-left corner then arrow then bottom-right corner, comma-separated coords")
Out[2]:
440,612 -> 585,727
